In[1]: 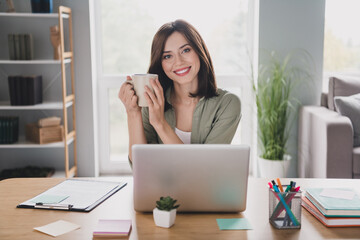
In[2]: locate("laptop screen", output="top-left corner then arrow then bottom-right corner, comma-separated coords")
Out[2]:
132,144 -> 250,212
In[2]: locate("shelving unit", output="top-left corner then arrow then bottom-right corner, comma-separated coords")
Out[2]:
0,6 -> 77,178
0,59 -> 71,64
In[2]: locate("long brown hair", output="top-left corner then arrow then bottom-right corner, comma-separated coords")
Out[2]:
148,19 -> 218,110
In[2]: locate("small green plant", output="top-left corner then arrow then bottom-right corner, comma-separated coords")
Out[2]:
156,196 -> 180,211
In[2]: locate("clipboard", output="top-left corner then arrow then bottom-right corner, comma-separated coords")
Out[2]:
17,179 -> 127,212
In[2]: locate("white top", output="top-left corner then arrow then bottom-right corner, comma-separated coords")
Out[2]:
175,128 -> 191,144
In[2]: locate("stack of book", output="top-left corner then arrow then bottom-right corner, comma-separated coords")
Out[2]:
0,116 -> 19,144
8,75 -> 42,106
8,34 -> 34,60
26,116 -> 63,144
93,219 -> 132,239
302,188 -> 360,227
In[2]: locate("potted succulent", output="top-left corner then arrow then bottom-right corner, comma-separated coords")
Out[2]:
153,196 -> 180,228
254,50 -> 313,177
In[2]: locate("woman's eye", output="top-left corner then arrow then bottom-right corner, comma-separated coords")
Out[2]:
182,48 -> 190,54
163,54 -> 171,60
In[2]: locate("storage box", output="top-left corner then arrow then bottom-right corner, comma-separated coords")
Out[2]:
26,123 -> 63,144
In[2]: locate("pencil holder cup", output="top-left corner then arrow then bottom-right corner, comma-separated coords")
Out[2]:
269,186 -> 302,229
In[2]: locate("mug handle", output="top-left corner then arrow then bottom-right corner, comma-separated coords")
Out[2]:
125,77 -> 133,84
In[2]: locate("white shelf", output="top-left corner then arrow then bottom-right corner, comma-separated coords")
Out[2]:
0,136 -> 74,149
0,12 -> 69,19
0,101 -> 73,110
0,59 -> 71,64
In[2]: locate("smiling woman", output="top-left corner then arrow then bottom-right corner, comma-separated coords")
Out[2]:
118,20 -> 242,162
95,0 -> 252,174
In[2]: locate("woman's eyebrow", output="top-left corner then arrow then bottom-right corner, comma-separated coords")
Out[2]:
179,43 -> 190,49
163,43 -> 190,54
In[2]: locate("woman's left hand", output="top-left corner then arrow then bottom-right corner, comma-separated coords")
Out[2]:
144,77 -> 166,130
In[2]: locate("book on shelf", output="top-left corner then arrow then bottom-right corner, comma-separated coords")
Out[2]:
302,196 -> 360,227
14,76 -> 22,105
7,76 -> 17,105
24,34 -> 34,60
13,34 -> 20,60
7,34 -> 34,60
8,34 -> 15,60
7,75 -> 43,106
0,116 -> 19,144
27,75 -> 43,105
20,76 -> 29,105
19,34 -> 26,60
305,188 -> 360,217
93,219 -> 132,239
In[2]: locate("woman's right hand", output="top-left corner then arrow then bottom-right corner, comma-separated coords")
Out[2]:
118,76 -> 141,115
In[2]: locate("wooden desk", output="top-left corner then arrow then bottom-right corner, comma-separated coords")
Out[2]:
1,177 -> 360,240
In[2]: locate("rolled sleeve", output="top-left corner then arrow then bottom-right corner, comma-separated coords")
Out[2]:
141,107 -> 159,144
204,93 -> 241,144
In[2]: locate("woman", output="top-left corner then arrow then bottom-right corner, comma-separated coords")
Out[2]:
119,19 -> 241,161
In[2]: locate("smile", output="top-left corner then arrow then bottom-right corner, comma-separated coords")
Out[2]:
174,67 -> 191,76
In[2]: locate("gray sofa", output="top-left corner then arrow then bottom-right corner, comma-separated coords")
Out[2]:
298,76 -> 360,178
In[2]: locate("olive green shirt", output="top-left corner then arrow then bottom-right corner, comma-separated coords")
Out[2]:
141,88 -> 241,144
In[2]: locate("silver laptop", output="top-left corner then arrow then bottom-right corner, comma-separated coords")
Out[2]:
132,144 -> 250,212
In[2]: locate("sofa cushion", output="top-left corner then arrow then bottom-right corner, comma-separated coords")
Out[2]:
334,93 -> 360,147
328,76 -> 360,111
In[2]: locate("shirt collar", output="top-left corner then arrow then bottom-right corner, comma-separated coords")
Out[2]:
165,86 -> 205,105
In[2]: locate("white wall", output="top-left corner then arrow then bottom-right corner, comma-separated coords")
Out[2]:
258,0 -> 325,177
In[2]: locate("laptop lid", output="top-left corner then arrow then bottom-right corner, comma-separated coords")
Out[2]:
132,144 -> 250,212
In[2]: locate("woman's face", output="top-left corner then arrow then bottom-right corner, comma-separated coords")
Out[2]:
161,31 -> 200,88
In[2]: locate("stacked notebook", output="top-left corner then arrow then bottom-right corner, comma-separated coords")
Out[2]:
93,219 -> 132,239
302,188 -> 360,227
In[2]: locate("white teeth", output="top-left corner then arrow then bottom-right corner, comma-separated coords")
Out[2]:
175,68 -> 189,74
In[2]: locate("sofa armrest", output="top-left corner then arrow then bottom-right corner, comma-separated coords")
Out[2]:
298,106 -> 353,178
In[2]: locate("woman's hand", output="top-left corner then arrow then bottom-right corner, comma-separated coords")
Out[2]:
118,76 -> 141,116
144,77 -> 166,130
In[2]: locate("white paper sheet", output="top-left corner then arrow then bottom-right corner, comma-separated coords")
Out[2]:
320,189 -> 355,200
19,179 -> 124,210
34,220 -> 80,237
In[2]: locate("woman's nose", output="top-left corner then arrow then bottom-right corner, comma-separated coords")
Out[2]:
174,54 -> 184,65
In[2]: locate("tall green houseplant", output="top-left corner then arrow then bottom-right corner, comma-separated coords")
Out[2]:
254,51 -> 313,161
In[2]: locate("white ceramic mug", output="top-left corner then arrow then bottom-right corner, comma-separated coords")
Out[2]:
127,74 -> 158,107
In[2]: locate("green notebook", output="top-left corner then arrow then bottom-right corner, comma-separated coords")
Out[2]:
305,188 -> 360,217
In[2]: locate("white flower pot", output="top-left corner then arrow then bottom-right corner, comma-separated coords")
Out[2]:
153,208 -> 177,228
258,154 -> 291,178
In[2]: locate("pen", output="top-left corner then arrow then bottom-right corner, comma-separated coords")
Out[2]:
276,178 -> 284,192
291,181 -> 296,191
35,202 -> 73,210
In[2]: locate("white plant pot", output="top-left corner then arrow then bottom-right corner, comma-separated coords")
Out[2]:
153,208 -> 177,228
258,154 -> 291,178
